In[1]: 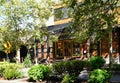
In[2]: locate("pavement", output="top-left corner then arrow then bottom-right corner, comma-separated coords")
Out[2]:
0,68 -> 120,83
109,74 -> 120,83
0,78 -> 33,83
0,75 -> 120,83
0,77 -> 49,83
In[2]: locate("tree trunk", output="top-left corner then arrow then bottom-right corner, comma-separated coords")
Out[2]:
34,44 -> 38,64
16,48 -> 20,63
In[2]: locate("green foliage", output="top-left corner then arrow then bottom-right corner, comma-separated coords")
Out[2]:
52,60 -> 87,76
62,74 -> 75,83
3,67 -> 23,80
23,53 -> 32,68
89,56 -> 105,70
63,0 -> 119,43
0,65 -> 5,77
65,60 -> 85,75
0,62 -> 24,78
0,0 -> 55,52
52,61 -> 65,75
62,0 -> 77,8
0,63 -> 24,80
88,69 -> 111,83
28,64 -> 52,81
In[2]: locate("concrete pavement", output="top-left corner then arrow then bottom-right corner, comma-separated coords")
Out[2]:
0,78 -> 33,83
109,74 -> 120,83
0,74 -> 120,83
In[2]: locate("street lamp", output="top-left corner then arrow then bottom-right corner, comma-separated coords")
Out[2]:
41,34 -> 48,44
41,34 -> 48,58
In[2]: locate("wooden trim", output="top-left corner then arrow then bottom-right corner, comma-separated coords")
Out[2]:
54,4 -> 66,9
77,0 -> 82,2
54,18 -> 72,25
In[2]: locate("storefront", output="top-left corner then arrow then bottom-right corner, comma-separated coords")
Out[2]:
37,23 -> 120,64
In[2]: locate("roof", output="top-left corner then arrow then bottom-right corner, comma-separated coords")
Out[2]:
48,22 -> 70,34
48,22 -> 73,40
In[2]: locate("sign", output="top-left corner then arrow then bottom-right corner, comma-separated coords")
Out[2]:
4,41 -> 11,54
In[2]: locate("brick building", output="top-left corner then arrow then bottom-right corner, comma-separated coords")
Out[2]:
36,1 -> 120,64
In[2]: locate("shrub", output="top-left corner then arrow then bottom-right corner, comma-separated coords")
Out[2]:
0,62 -> 10,77
3,63 -> 23,80
3,67 -> 23,80
52,61 -> 65,75
23,53 -> 32,68
62,74 -> 75,83
0,65 -> 6,77
65,60 -> 86,75
89,56 -> 105,70
52,60 -> 87,76
28,64 -> 52,81
88,69 -> 111,83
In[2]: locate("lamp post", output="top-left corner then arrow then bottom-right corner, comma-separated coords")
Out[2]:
42,35 -> 48,43
41,35 -> 48,59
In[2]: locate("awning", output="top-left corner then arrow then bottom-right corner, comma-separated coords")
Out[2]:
47,23 -> 73,40
48,23 -> 70,34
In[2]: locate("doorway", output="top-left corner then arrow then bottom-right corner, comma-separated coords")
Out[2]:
64,40 -> 73,57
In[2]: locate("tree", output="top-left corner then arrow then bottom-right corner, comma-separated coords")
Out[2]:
62,0 -> 119,68
0,0 -> 54,63
62,0 -> 119,42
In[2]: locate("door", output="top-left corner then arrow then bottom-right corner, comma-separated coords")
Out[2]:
64,40 -> 72,57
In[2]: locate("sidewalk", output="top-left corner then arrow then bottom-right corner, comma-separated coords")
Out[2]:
109,74 -> 120,83
0,74 -> 120,83
0,78 -> 33,83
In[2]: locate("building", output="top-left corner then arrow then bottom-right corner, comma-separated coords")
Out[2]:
34,1 -> 120,64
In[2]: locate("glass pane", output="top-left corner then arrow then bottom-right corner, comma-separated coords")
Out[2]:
73,43 -> 80,56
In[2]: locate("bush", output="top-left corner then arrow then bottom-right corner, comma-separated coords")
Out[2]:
52,61 -> 65,75
3,67 -> 23,80
88,69 -> 111,83
65,60 -> 86,75
62,74 -> 75,83
28,64 -> 52,81
3,63 -> 23,80
0,62 -> 10,77
0,65 -> 6,77
52,60 -> 87,76
89,56 -> 105,70
23,53 -> 32,68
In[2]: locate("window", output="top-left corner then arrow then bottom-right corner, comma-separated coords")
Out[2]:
73,43 -> 80,56
54,7 -> 72,21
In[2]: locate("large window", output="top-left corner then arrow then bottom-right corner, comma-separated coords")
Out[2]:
73,43 -> 80,56
54,7 -> 72,21
54,40 -> 81,58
